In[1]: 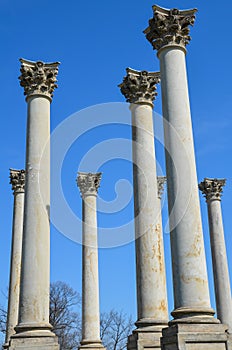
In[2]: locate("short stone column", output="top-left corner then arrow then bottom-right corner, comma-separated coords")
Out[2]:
77,172 -> 105,350
199,178 -> 232,332
4,170 -> 25,349
144,6 -> 231,349
9,59 -> 60,350
119,69 -> 168,350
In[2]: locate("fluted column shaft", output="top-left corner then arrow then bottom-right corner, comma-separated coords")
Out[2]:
77,172 -> 104,349
199,178 -> 232,331
15,59 -> 59,335
144,7 -> 214,321
119,69 -> 168,328
4,170 -> 25,348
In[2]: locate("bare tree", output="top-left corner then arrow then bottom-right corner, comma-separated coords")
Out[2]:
49,281 -> 81,350
0,305 -> 7,335
100,310 -> 134,350
0,305 -> 7,347
0,283 -> 133,350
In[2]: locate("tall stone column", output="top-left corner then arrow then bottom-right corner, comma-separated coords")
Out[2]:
144,6 -> 231,348
77,172 -> 105,350
4,170 -> 25,349
199,178 -> 232,332
119,69 -> 168,350
9,59 -> 60,350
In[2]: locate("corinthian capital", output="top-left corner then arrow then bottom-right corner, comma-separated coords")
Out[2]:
119,68 -> 160,107
10,169 -> 25,195
199,178 -> 226,202
77,172 -> 102,197
157,176 -> 166,199
19,58 -> 60,101
144,5 -> 197,52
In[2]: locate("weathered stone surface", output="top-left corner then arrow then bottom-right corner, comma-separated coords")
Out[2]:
4,170 -> 25,349
144,5 -> 197,51
157,176 -> 166,199
128,325 -> 166,350
9,59 -> 60,350
9,335 -> 59,350
144,4 -> 232,349
199,178 -> 226,202
148,5 -> 214,323
161,323 -> 232,350
120,69 -> 168,350
77,173 -> 105,350
19,58 -> 59,101
119,68 -> 160,107
77,172 -> 101,197
9,169 -> 25,194
199,178 -> 232,333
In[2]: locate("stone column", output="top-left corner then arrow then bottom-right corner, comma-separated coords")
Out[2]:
77,172 -> 105,350
199,178 -> 232,332
9,59 -> 60,350
4,170 -> 25,349
144,6 -> 231,348
157,176 -> 166,201
119,69 -> 168,350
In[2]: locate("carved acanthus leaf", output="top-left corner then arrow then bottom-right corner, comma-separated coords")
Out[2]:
10,169 -> 25,194
157,176 -> 166,199
144,6 -> 197,51
119,68 -> 160,106
199,178 -> 226,201
19,58 -> 60,100
77,172 -> 102,197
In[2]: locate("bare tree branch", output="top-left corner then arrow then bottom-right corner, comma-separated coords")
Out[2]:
100,310 -> 134,350
0,283 -> 133,350
49,281 -> 81,350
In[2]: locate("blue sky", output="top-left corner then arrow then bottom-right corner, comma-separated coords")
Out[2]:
0,0 -> 231,328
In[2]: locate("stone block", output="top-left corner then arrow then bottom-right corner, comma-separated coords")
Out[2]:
8,335 -> 60,350
161,323 -> 232,350
127,326 -> 165,349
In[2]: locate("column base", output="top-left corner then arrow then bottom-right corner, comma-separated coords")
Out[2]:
8,323 -> 59,350
79,340 -> 106,350
127,324 -> 168,350
161,323 -> 232,350
170,306 -> 217,324
8,334 -> 59,350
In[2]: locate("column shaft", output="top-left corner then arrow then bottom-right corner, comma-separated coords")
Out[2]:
207,199 -> 232,330
11,59 -> 59,348
143,5 -> 231,348
5,185 -> 24,346
199,178 -> 232,331
9,61 -> 60,350
131,103 -> 168,324
82,195 -> 101,342
119,69 -> 168,349
77,172 -> 105,350
158,46 -> 213,318
18,96 -> 51,328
